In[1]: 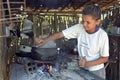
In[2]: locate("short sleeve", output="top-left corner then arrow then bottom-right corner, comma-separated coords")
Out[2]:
62,24 -> 83,39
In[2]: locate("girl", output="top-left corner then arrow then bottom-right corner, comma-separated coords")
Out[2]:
36,4 -> 109,80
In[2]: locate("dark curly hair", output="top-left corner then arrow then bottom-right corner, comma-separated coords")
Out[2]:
82,4 -> 101,20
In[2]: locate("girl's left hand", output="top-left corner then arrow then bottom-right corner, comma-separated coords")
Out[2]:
78,57 -> 87,67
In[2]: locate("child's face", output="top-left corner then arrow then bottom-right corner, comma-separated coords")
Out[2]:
82,15 -> 101,33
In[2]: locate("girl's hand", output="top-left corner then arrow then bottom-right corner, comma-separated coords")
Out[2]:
35,38 -> 46,47
78,57 -> 86,67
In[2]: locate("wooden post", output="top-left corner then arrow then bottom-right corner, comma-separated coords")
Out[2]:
54,13 -> 58,32
0,0 -> 7,80
0,1 -> 4,79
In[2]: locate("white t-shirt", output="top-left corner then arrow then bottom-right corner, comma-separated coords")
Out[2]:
62,24 -> 109,71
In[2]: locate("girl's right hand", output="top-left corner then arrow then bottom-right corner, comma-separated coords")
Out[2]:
35,38 -> 46,47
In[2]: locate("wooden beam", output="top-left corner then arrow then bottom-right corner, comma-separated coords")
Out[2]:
75,0 -> 92,12
101,0 -> 117,11
0,2 -> 25,5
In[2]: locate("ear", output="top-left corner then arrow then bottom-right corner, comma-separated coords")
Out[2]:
96,19 -> 101,25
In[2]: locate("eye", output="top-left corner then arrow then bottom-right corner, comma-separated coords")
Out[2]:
87,21 -> 90,24
82,21 -> 90,24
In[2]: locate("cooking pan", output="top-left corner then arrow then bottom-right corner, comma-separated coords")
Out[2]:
16,45 -> 58,60
31,47 -> 58,60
